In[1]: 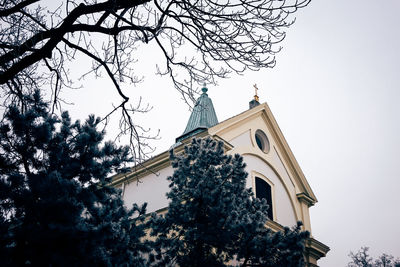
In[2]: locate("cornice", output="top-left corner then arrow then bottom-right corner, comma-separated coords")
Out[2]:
109,149 -> 172,187
267,221 -> 330,261
297,192 -> 316,207
266,219 -> 285,232
305,237 -> 330,260
260,103 -> 317,202
110,131 -> 233,187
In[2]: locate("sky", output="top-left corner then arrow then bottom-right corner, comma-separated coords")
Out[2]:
58,0 -> 400,266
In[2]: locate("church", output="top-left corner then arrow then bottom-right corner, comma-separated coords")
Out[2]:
111,85 -> 329,266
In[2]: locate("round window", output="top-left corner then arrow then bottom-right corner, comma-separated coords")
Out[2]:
255,129 -> 270,153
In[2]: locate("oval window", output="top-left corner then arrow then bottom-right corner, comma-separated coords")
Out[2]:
255,129 -> 270,153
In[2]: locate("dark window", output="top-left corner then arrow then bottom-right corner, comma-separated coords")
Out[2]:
255,130 -> 270,153
255,177 -> 273,219
255,134 -> 264,150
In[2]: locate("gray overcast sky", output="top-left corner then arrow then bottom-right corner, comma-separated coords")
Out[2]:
63,0 -> 400,266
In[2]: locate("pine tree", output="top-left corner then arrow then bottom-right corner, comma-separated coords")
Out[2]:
149,138 -> 309,267
0,91 -> 148,266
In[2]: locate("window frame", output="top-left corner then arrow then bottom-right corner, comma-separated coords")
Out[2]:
254,129 -> 270,154
252,172 -> 276,221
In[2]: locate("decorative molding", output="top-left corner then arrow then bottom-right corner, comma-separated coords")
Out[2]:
297,192 -> 316,207
265,219 -> 284,232
251,171 -> 277,222
110,132 -> 233,187
305,237 -> 330,266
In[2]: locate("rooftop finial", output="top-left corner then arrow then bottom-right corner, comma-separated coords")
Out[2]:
202,83 -> 208,94
249,84 -> 260,109
253,84 -> 259,102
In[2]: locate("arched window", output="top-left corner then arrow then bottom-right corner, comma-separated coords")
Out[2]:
255,177 -> 273,220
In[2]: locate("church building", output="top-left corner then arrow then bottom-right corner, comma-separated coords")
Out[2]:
111,85 -> 329,266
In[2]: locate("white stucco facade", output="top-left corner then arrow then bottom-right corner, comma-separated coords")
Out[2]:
220,129 -> 298,227
111,101 -> 330,266
123,165 -> 173,213
122,124 -> 297,228
244,155 -> 297,227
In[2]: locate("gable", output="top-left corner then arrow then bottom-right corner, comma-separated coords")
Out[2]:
208,103 -> 317,205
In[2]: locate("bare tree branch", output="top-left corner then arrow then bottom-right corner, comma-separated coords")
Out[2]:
0,0 -> 39,17
0,0 -> 310,163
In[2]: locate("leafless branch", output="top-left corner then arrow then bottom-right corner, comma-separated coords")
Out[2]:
0,0 -> 310,163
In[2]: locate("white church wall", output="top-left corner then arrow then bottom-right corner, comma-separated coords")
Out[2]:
226,129 -> 300,227
122,125 -> 298,228
243,154 -> 297,227
121,153 -> 297,228
229,130 -> 252,148
218,116 -> 303,226
122,166 -> 174,213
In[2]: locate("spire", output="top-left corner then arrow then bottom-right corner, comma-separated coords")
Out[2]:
176,84 -> 218,143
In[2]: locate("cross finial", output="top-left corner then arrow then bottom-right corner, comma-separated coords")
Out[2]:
253,84 -> 259,102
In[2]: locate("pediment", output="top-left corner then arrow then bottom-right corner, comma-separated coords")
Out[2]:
208,103 -> 317,204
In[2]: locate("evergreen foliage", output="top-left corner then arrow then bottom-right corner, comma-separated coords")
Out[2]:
0,91 -> 148,266
0,96 -> 311,266
149,138 -> 309,267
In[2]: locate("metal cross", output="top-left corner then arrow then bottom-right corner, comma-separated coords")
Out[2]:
253,84 -> 259,97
